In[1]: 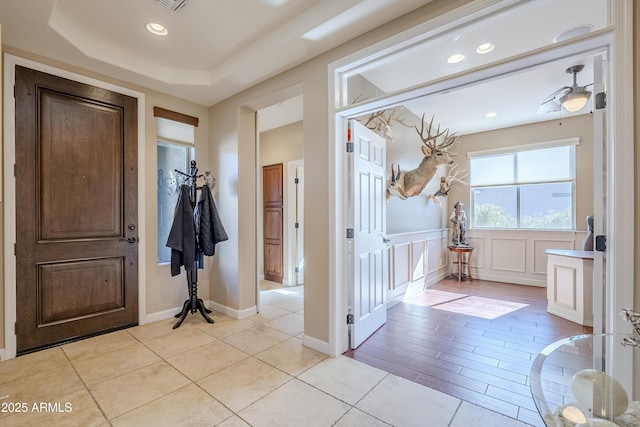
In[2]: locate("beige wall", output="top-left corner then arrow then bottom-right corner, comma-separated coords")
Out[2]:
208,0 -> 471,347
144,97 -> 211,316
260,121 -> 304,167
1,0 -> 634,356
1,46 -> 210,355
635,3 -> 640,313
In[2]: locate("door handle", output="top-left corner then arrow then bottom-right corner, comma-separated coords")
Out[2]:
120,237 -> 137,243
381,235 -> 390,244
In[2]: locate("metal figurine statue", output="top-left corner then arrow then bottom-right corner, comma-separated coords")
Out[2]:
450,201 -> 469,247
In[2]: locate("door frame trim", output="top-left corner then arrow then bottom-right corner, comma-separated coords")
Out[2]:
287,159 -> 304,286
327,0 -> 634,356
3,54 -> 146,360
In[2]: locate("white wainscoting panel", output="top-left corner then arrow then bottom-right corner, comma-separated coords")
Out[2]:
386,229 -> 586,294
388,230 -> 448,299
427,237 -> 441,274
467,229 -> 588,287
411,240 -> 426,282
532,239 -> 575,274
466,236 -> 484,270
553,265 -> 578,309
391,242 -> 411,291
491,237 -> 526,273
546,251 -> 593,326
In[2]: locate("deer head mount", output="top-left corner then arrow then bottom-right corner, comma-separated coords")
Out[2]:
387,114 -> 459,200
358,108 -> 411,144
427,164 -> 468,206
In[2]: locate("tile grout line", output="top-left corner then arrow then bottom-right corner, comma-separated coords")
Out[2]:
60,343 -> 112,425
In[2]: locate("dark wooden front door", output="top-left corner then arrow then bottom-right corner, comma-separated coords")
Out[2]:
263,163 -> 283,283
15,66 -> 139,354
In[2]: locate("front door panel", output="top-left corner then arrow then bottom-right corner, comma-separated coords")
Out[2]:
15,66 -> 138,353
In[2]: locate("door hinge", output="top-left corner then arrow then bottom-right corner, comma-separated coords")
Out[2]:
294,222 -> 299,229
346,314 -> 354,325
294,178 -> 299,184
595,92 -> 606,110
595,235 -> 606,252
295,267 -> 299,273
15,322 -> 17,334
346,142 -> 354,153
346,228 -> 354,239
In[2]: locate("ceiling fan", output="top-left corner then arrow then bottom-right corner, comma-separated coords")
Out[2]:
538,65 -> 593,114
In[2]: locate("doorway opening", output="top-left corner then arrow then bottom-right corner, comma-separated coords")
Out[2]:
3,54 -> 147,360
256,95 -> 304,310
329,0 -> 633,358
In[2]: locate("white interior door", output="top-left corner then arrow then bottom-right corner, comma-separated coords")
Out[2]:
348,119 -> 387,349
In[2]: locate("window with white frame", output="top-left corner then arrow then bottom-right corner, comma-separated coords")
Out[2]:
468,138 -> 578,230
155,111 -> 196,264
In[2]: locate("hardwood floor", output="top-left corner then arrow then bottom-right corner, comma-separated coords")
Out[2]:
344,278 -> 592,426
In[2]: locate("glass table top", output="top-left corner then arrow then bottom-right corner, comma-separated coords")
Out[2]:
530,334 -> 640,426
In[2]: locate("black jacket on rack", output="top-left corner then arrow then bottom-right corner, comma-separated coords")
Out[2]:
166,185 -> 197,276
195,184 -> 228,256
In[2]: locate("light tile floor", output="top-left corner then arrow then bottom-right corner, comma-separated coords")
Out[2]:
0,285 -> 533,426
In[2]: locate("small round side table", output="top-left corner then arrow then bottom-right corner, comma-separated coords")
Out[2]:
448,245 -> 474,282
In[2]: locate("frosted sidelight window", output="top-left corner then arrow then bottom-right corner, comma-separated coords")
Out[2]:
156,118 -> 195,264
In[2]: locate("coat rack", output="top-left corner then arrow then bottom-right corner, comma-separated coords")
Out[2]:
170,160 -> 217,329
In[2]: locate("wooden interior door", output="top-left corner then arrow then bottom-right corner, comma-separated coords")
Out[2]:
263,163 -> 283,283
14,66 -> 139,354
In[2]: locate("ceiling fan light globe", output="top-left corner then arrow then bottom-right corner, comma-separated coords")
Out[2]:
560,91 -> 591,112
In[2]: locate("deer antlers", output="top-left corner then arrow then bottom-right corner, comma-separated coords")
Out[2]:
359,108 -> 411,143
415,113 -> 458,154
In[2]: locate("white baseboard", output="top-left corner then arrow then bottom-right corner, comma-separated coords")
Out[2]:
476,273 -> 546,288
145,306 -> 183,324
145,300 -> 258,324
302,334 -> 329,355
208,301 -> 257,319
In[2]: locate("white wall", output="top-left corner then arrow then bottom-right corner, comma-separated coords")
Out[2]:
208,0 -> 472,350
384,110 -> 449,234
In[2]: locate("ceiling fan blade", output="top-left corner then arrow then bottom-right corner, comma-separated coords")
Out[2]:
540,86 -> 571,104
537,99 -> 561,114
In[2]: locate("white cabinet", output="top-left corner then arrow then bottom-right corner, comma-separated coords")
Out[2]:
545,249 -> 594,326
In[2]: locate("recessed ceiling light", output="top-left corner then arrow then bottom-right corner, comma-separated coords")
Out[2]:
476,43 -> 495,54
447,53 -> 466,64
485,112 -> 497,118
553,25 -> 593,43
146,22 -> 168,36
